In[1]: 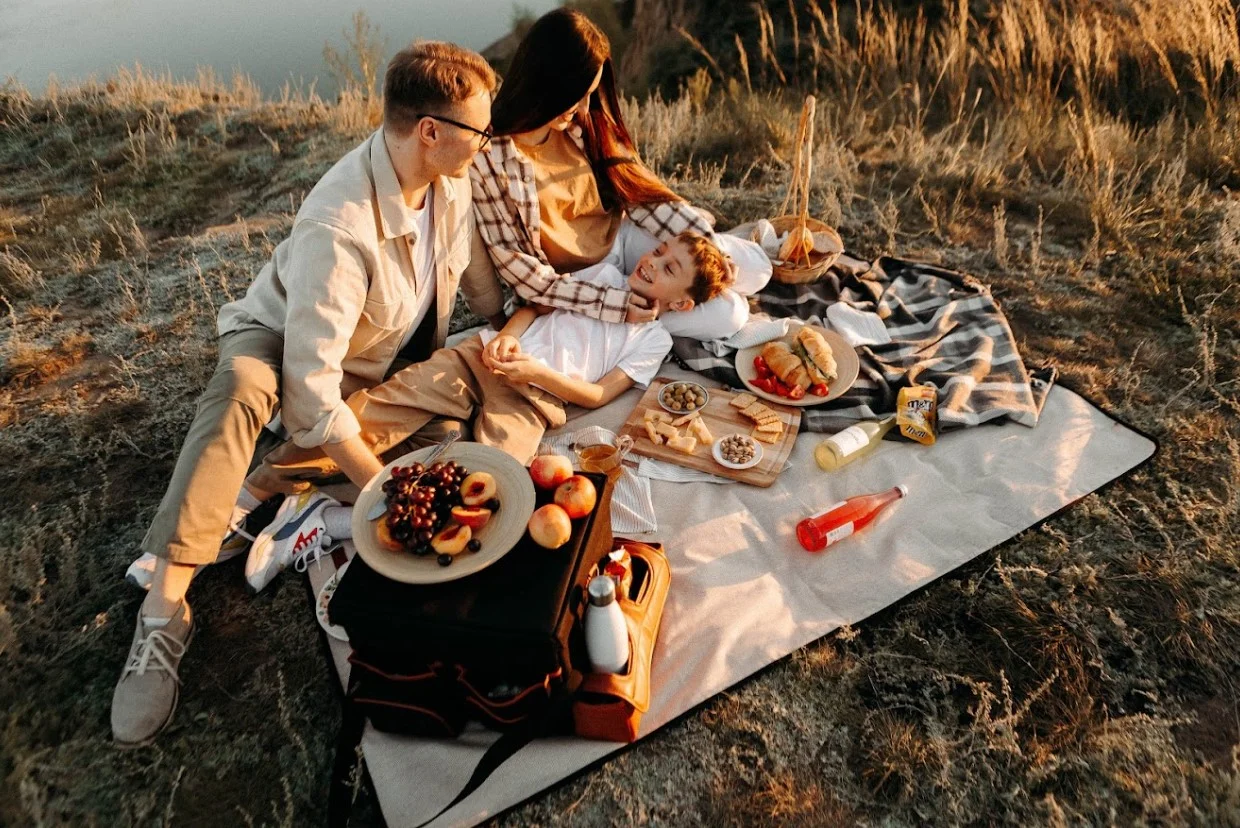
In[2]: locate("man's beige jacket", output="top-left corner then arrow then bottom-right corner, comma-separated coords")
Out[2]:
218,129 -> 504,448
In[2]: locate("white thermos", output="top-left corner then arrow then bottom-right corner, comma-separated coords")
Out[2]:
584,575 -> 629,673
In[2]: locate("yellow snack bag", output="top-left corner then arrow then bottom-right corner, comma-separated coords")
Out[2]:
897,385 -> 938,445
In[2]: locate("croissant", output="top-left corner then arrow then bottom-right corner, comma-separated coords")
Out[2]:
761,342 -> 812,390
794,327 -> 838,385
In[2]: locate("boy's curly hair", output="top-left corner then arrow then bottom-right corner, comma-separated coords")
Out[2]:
678,231 -> 735,306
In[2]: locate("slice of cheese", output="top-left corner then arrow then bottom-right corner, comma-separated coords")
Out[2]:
752,428 -> 782,444
644,420 -> 664,445
671,410 -> 702,427
644,408 -> 673,424
654,421 -> 680,441
689,418 -> 714,444
730,392 -> 758,409
667,434 -> 699,454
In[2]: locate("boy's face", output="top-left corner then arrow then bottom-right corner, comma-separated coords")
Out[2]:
629,237 -> 697,313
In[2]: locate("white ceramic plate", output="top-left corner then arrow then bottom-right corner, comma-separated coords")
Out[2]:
658,381 -> 710,414
315,558 -> 351,642
350,443 -> 536,585
734,324 -> 860,407
712,435 -> 764,470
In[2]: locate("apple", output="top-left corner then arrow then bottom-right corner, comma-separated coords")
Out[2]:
450,505 -> 492,530
553,475 -> 597,519
527,504 -> 572,549
529,454 -> 574,490
460,471 -> 497,507
431,524 -> 472,556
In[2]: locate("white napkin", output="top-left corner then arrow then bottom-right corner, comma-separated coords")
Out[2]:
635,457 -> 731,484
826,302 -> 891,347
538,428 -> 657,534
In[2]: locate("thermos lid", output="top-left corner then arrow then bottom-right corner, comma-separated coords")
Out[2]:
587,575 -> 616,606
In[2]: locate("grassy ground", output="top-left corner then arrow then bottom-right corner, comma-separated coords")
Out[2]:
2,0 -> 1239,824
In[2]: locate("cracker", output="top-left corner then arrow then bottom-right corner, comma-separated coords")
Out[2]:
752,428 -> 782,444
730,392 -> 758,409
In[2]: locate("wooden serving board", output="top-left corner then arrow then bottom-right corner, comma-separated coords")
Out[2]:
617,377 -> 801,487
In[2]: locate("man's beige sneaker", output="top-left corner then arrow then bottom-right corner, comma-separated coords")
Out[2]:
111,600 -> 194,746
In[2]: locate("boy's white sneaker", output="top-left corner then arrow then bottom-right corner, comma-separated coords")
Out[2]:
244,491 -> 338,594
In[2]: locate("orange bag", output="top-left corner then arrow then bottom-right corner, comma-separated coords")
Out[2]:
572,539 -> 671,743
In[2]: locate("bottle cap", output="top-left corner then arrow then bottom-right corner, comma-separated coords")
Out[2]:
896,484 -> 909,497
587,575 -> 616,606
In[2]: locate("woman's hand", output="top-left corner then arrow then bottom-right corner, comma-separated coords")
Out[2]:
625,292 -> 661,324
489,353 -> 546,387
482,334 -> 521,370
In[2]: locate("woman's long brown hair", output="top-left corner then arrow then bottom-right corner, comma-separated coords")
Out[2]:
490,8 -> 682,210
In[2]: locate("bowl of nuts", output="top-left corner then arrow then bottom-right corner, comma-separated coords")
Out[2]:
713,433 -> 763,470
659,381 -> 709,414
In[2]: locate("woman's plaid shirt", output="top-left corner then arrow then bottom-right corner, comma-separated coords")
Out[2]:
469,131 -> 715,323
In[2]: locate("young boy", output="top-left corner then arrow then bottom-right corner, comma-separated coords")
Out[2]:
238,230 -> 734,591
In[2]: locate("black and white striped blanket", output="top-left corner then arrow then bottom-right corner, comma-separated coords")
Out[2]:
671,255 -> 1056,433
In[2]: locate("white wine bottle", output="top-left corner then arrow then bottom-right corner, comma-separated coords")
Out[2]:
814,416 -> 897,471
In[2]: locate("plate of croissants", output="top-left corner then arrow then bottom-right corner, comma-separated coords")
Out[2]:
734,323 -> 860,406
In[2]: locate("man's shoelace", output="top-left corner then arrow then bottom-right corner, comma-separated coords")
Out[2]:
124,628 -> 187,682
293,535 -> 335,573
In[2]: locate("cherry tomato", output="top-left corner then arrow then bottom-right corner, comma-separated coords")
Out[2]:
753,355 -> 771,378
788,384 -> 807,400
753,377 -> 773,393
774,380 -> 792,397
809,382 -> 829,397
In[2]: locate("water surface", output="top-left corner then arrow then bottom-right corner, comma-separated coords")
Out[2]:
0,0 -> 553,96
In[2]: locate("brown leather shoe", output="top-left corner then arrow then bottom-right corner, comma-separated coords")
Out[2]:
110,600 -> 194,746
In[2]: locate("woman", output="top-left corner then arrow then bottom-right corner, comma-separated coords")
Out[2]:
469,7 -> 769,340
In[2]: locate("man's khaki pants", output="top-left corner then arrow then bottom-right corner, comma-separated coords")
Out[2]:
143,329 -> 464,566
252,335 -> 566,487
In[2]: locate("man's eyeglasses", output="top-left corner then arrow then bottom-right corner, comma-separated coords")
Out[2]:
416,113 -> 493,150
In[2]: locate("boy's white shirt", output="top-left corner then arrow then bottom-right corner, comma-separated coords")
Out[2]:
479,263 -> 672,389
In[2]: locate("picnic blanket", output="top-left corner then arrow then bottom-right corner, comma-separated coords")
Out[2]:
672,255 -> 1057,433
306,364 -> 1154,827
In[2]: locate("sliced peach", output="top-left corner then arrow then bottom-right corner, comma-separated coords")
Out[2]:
450,505 -> 492,530
430,523 -> 472,556
460,471 -> 498,506
376,519 -> 403,553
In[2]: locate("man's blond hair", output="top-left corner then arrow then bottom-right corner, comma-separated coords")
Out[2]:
383,42 -> 497,136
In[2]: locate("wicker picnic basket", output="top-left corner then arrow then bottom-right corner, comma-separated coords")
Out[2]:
769,96 -> 844,285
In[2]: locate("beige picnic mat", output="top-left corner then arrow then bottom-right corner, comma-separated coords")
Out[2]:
307,364 -> 1155,827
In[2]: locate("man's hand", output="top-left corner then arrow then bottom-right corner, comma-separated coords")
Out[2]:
489,353 -> 546,386
482,334 -> 521,370
625,293 -> 661,324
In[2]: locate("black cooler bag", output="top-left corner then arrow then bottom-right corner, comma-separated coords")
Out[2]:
328,470 -> 614,737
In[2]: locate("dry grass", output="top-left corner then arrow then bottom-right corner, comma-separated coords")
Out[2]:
2,0 -> 1239,824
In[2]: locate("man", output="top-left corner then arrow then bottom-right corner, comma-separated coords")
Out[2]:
111,41 -> 504,746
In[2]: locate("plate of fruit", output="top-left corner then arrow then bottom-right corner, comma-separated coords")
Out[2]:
733,323 -> 859,406
351,442 -> 536,584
